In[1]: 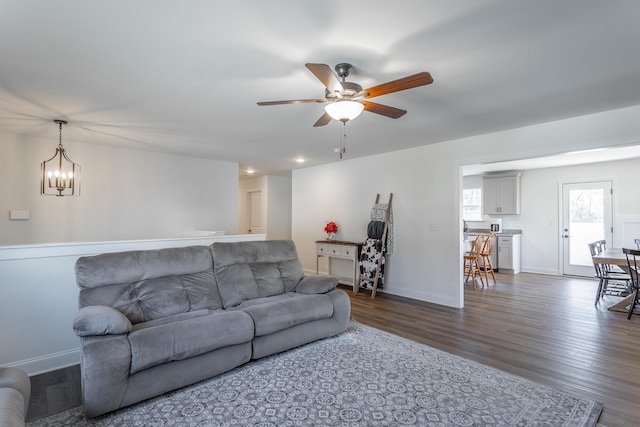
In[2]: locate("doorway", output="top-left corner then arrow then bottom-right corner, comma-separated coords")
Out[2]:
246,190 -> 263,234
561,181 -> 612,276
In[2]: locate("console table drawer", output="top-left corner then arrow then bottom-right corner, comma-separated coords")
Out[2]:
317,243 -> 355,258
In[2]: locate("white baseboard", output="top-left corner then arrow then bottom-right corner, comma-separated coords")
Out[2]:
305,268 -> 461,307
520,266 -> 561,276
385,286 -> 461,308
4,348 -> 80,376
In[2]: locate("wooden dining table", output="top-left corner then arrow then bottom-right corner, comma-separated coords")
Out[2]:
592,248 -> 636,313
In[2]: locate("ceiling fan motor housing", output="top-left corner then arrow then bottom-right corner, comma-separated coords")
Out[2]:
325,81 -> 363,100
334,63 -> 353,79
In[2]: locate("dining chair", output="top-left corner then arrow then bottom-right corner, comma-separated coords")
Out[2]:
464,233 -> 485,290
623,247 -> 640,319
589,242 -> 630,306
479,232 -> 497,285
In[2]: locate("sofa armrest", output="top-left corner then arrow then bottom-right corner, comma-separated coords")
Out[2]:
73,306 -> 132,337
295,276 -> 339,294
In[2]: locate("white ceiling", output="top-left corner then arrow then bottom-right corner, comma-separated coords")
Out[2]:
2,0 -> 640,177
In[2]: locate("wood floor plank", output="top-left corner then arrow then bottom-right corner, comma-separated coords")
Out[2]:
347,272 -> 640,427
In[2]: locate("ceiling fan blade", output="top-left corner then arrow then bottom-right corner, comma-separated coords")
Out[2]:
257,99 -> 327,106
305,63 -> 343,93
362,101 -> 407,119
313,112 -> 333,127
363,72 -> 433,99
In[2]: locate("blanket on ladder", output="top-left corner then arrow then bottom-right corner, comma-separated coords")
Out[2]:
359,238 -> 385,290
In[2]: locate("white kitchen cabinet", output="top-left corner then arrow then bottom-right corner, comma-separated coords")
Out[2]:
483,174 -> 521,215
497,234 -> 521,274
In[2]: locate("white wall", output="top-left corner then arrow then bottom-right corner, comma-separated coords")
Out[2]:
1,132 -> 239,245
238,175 -> 292,240
293,144 -> 463,307
292,104 -> 640,308
264,175 -> 292,240
520,158 -> 640,274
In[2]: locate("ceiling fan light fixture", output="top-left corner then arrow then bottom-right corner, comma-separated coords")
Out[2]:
324,100 -> 364,122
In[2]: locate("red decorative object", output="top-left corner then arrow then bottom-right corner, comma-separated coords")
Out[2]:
324,221 -> 338,234
324,221 -> 338,240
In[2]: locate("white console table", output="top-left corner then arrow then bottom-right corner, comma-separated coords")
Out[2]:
315,240 -> 363,292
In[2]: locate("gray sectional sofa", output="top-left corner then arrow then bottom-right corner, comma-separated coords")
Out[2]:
72,240 -> 350,418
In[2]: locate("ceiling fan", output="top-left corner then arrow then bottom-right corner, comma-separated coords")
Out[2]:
257,63 -> 433,127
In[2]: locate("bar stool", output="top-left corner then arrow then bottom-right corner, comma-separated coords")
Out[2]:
479,232 -> 497,285
464,233 -> 485,289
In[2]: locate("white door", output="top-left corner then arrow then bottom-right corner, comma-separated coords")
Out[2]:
247,190 -> 263,234
562,181 -> 613,276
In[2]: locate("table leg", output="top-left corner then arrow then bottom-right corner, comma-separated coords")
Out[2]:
607,294 -> 635,313
353,259 -> 359,294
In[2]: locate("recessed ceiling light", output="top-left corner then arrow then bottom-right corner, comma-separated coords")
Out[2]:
246,169 -> 255,174
296,157 -> 305,163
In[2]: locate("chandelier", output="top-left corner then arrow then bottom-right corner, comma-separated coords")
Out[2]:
40,119 -> 81,196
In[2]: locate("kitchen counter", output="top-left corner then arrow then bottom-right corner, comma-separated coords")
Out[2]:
463,230 -> 522,275
465,228 -> 522,235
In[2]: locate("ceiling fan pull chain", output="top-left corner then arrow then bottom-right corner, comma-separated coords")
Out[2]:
343,122 -> 347,154
339,122 -> 347,159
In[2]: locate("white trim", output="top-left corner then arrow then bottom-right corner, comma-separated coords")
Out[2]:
0,234 -> 266,261
3,349 -> 80,376
387,286 -> 463,309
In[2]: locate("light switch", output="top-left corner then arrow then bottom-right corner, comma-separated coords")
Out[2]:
9,210 -> 30,220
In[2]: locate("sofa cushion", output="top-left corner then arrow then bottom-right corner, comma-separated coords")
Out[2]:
295,275 -> 339,294
76,246 -> 223,324
239,293 -> 334,336
130,308 -> 211,332
76,246 -> 213,286
128,310 -> 254,374
134,275 -> 191,320
211,240 -> 304,308
225,293 -> 293,310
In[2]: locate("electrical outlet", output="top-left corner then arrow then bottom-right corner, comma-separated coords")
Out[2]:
9,210 -> 30,220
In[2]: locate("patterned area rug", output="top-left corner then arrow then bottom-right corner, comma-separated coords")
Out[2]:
29,322 -> 602,426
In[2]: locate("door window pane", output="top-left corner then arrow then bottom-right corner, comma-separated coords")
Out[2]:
569,188 -> 605,266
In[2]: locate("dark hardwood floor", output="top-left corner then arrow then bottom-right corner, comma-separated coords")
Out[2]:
26,364 -> 81,422
27,272 -> 638,425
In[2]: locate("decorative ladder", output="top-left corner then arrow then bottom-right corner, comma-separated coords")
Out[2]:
359,193 -> 393,299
